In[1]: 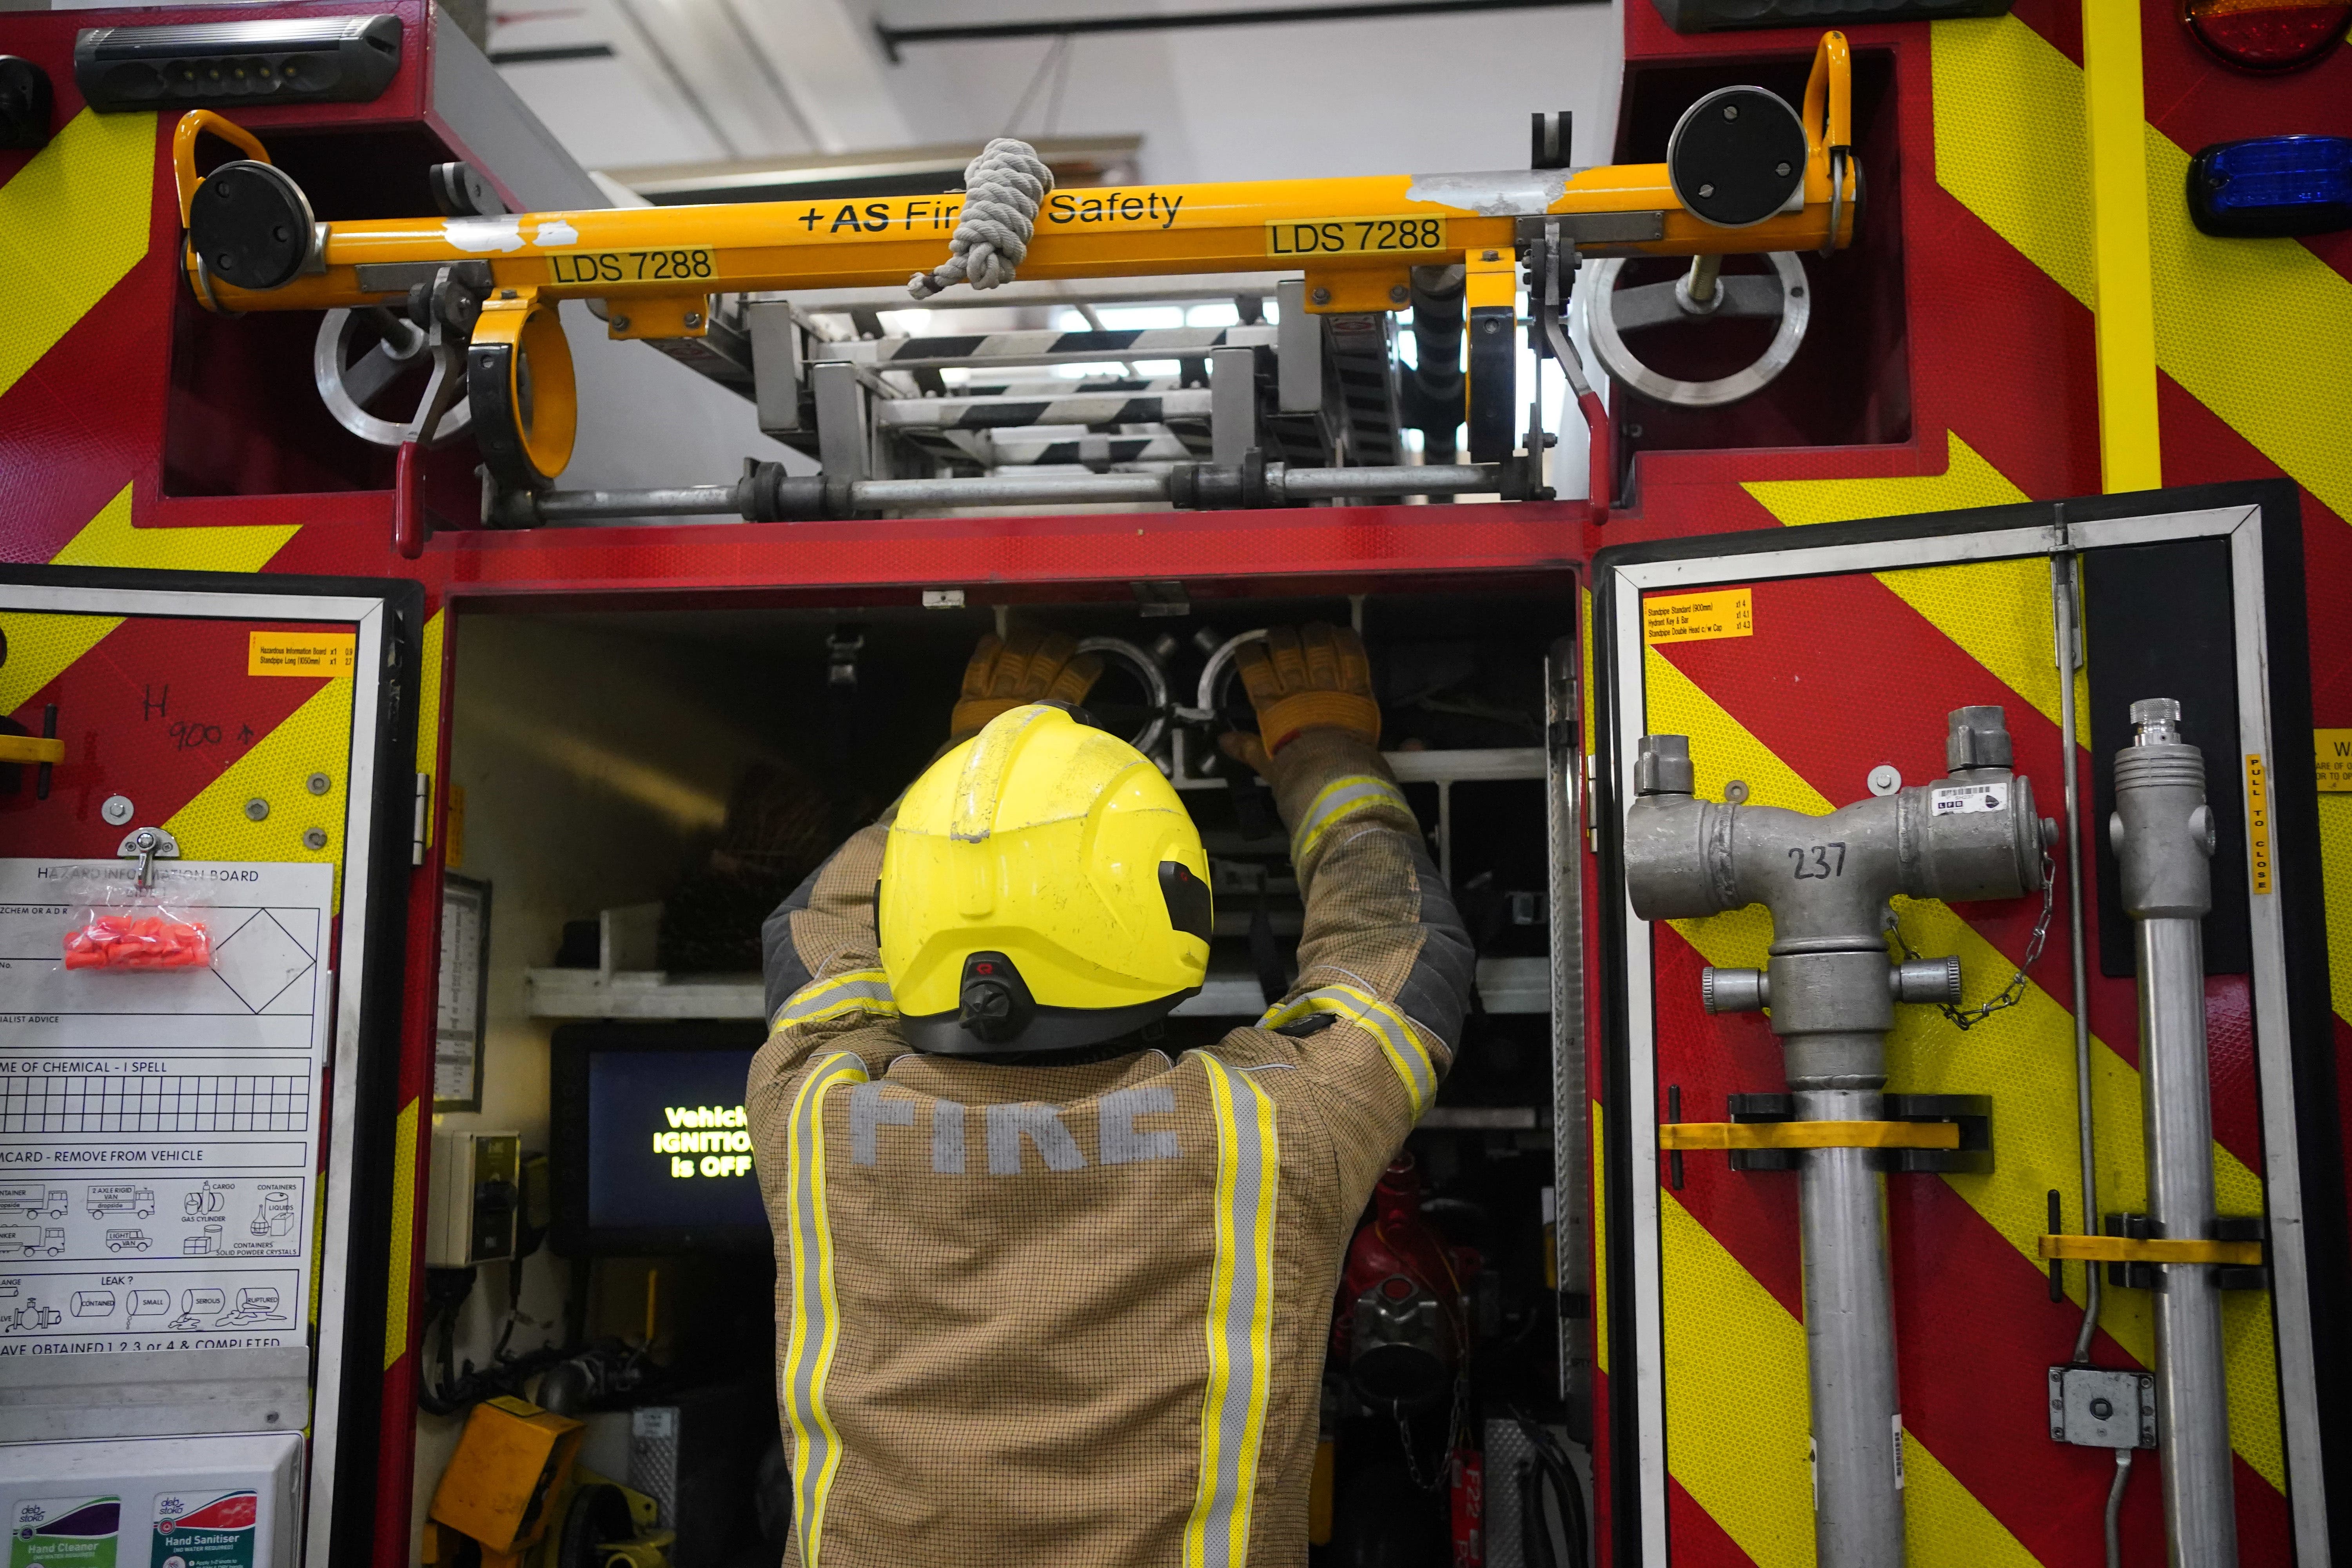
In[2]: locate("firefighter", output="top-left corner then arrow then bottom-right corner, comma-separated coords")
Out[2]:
748,623 -> 1473,1565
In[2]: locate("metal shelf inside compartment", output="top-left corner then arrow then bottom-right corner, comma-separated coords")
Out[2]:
523,955 -> 1551,1021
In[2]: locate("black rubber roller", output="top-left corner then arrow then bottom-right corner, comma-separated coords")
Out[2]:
0,56 -> 53,151
1667,85 -> 1811,229
188,159 -> 315,290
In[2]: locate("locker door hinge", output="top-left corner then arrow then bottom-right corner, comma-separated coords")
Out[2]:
412,773 -> 430,867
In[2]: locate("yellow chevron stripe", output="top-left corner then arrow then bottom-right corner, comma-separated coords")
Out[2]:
165,678 -> 356,907
1743,432 -> 2091,736
1932,13 -> 2352,531
1660,1191 -> 1812,1566
415,610 -> 445,847
383,1096 -> 419,1370
1662,1193 -> 2043,1566
1646,647 -> 2287,1488
1902,1426 -> 2044,1568
0,110 -> 156,403
1933,17 -> 2093,301
0,486 -> 301,717
2322,797 -> 2352,1025
1583,588 -> 1605,1381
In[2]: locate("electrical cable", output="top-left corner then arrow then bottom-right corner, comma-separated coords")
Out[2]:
2053,552 -> 2103,1365
2105,1447 -> 2134,1568
1504,1408 -> 1591,1568
907,140 -> 1054,299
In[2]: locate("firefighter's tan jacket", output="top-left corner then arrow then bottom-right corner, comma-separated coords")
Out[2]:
748,731 -> 1474,1568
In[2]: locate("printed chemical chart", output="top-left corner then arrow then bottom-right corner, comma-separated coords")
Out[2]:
0,859 -> 333,1355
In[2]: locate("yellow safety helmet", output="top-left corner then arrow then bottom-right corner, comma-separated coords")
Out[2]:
880,703 -> 1212,1055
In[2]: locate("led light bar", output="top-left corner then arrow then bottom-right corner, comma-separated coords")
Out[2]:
2188,135 -> 2352,238
74,15 -> 401,112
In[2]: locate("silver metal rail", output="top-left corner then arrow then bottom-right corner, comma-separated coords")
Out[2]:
2112,697 -> 2238,1568
499,461 -> 1508,525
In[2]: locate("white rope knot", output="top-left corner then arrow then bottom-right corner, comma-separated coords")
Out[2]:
907,138 -> 1054,300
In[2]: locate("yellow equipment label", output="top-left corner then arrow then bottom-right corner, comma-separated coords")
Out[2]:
546,248 -> 715,285
1643,588 -> 1754,646
1267,216 -> 1448,258
2316,728 -> 2352,791
249,631 -> 356,677
2246,754 -> 2272,894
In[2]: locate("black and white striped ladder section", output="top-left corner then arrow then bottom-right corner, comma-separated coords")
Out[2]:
810,324 -> 1278,373
872,387 -> 1214,432
984,429 -> 1198,467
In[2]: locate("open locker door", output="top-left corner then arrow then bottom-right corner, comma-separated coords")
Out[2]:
0,565 -> 421,1567
1587,482 -> 2346,1567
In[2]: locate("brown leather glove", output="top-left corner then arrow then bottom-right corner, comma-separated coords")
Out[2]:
950,629 -> 1103,741
1217,622 -> 1381,777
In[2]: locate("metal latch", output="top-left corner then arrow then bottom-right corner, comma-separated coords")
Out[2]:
117,825 -> 181,889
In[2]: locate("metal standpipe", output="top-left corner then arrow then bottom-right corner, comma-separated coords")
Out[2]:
2111,698 -> 2238,1568
1623,707 -> 2052,1568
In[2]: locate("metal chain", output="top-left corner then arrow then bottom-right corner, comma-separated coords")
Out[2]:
1883,850 -> 2056,1031
1395,1369 -> 1471,1492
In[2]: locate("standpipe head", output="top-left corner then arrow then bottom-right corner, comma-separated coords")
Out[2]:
2129,697 -> 2183,745
1945,705 -> 2013,773
1634,735 -> 1695,797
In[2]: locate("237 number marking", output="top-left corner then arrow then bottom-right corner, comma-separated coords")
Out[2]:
1789,842 -> 1847,879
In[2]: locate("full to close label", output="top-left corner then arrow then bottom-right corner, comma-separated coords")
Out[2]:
2247,755 -> 2272,894
1644,588 -> 1753,645
1932,781 -> 2008,816
246,632 -> 354,678
2317,729 -> 2352,792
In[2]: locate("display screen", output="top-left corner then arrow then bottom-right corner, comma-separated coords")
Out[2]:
583,1046 -> 767,1234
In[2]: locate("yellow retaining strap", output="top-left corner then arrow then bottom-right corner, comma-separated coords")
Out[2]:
2040,1234 -> 2263,1267
1659,1120 -> 1961,1152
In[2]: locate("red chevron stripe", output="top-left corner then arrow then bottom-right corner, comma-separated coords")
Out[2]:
1669,1475 -> 1759,1567
1655,923 -> 1804,1321
0,616 -> 338,860
1890,1172 -> 2157,1566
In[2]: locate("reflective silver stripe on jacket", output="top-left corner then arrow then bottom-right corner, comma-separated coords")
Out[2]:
1183,1052 -> 1280,1568
1291,773 -> 1410,864
774,967 -> 898,1031
782,1051 -> 869,1568
1259,983 -> 1437,1116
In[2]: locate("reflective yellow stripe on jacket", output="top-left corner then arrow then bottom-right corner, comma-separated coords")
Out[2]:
1290,773 -> 1410,864
1185,1054 -> 1280,1568
775,967 -> 897,1032
783,1051 -> 869,1568
1259,984 -> 1437,1116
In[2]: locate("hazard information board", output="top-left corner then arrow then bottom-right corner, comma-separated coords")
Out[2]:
0,859 -> 332,1357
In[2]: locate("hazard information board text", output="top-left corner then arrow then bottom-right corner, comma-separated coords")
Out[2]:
1644,588 -> 1753,645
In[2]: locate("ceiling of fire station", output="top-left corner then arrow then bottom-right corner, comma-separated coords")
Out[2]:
474,0 -> 1625,196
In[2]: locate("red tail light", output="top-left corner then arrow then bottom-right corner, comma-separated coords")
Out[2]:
2183,0 -> 2351,72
